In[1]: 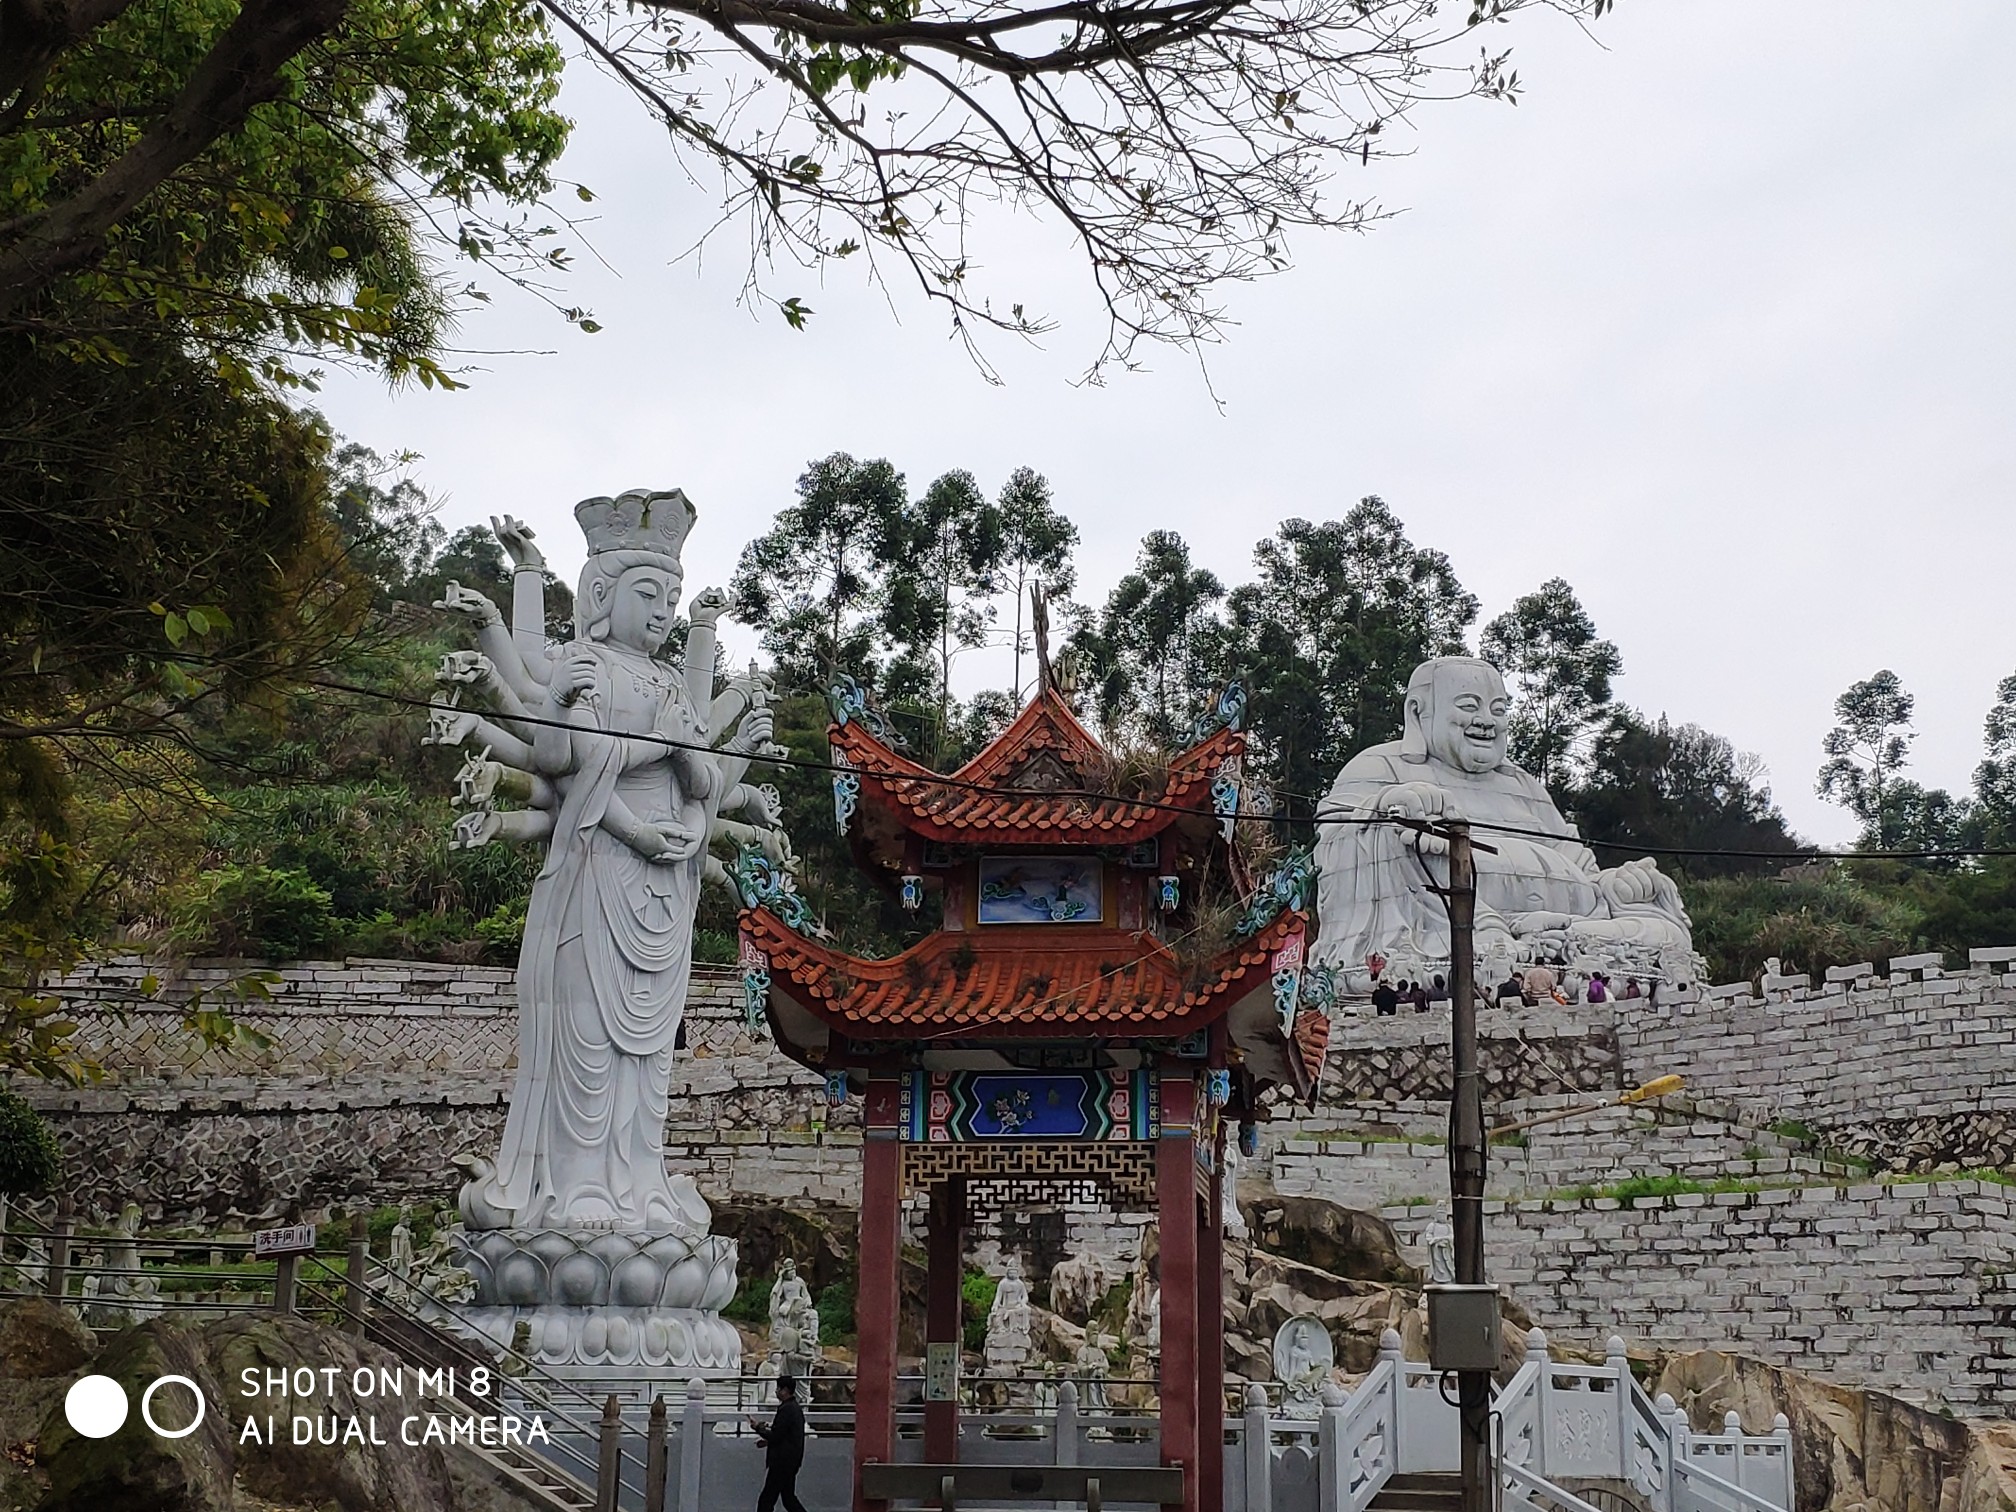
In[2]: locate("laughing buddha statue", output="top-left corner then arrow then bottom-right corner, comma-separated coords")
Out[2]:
1310,657 -> 1701,993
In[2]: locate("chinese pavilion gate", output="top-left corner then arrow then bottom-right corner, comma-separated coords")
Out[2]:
737,681 -> 1329,1512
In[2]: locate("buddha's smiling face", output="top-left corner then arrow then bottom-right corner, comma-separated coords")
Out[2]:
1422,662 -> 1511,774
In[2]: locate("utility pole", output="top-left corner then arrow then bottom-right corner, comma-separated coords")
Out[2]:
1444,820 -> 1492,1512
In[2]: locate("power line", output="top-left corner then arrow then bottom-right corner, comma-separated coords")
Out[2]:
265,674 -> 2016,865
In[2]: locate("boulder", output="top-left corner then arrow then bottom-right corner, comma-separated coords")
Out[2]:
36,1313 -> 471,1512
1651,1348 -> 2004,1512
1240,1195 -> 1419,1286
0,1298 -> 93,1378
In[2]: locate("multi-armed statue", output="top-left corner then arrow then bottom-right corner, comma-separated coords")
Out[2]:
421,489 -> 789,1373
1311,656 -> 1702,994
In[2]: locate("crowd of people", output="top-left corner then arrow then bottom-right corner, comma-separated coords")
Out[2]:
1367,965 -> 1649,1015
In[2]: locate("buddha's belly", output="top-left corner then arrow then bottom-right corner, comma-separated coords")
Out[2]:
1472,838 -> 1600,917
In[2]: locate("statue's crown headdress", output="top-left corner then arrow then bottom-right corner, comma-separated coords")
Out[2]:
573,488 -> 697,563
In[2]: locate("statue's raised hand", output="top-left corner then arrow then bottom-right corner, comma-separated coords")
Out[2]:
688,587 -> 729,628
725,702 -> 779,757
435,580 -> 502,627
550,646 -> 600,708
451,810 -> 504,850
436,650 -> 497,691
491,514 -> 546,573
423,698 -> 479,748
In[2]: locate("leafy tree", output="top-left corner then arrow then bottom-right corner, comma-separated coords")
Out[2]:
1817,671 -> 1918,848
1480,577 -> 1620,791
329,444 -> 447,610
1075,532 -> 1225,749
1572,711 -> 1804,877
994,468 -> 1078,706
1975,674 -> 2016,846
0,0 -> 570,372
730,454 -> 911,694
889,470 -> 1004,762
1219,502 -> 1476,815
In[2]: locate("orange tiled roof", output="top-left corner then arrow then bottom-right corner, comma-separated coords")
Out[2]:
830,688 -> 1241,846
743,906 -> 1303,1039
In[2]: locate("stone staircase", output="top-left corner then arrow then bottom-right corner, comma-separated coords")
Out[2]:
1369,1472 -> 1460,1509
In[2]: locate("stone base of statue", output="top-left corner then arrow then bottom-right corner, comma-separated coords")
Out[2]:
444,1228 -> 743,1376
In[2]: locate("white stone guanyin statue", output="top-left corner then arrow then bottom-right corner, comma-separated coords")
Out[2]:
433,493 -> 777,1235
425,491 -> 783,1375
1313,657 -> 1701,991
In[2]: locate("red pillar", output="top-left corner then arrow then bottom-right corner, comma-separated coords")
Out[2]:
1157,1075 -> 1201,1512
856,1078 -> 904,1512
923,1178 -> 965,1463
1197,1142 -> 1226,1512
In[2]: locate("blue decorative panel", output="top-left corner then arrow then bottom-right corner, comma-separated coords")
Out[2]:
976,855 -> 1103,925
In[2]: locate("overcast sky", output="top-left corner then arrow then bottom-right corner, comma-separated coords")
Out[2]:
314,2 -> 2015,847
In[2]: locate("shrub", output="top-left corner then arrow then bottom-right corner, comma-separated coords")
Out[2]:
961,1269 -> 999,1353
0,1089 -> 61,1196
172,864 -> 340,959
722,1273 -> 775,1327
815,1279 -> 856,1344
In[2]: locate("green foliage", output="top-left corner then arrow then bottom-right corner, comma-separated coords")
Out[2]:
1574,712 -> 1803,877
815,1278 -> 857,1343
1074,530 -> 1226,750
1682,869 -> 1926,985
1,0 -> 569,383
961,1269 -> 1000,1353
0,1087 -> 62,1196
1817,670 -> 1921,848
1181,500 -> 1477,820
1480,577 -> 1619,793
170,864 -> 340,960
722,1273 -> 775,1326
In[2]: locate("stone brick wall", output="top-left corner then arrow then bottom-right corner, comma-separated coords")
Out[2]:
16,956 -> 852,1224
1608,951 -> 2016,1168
1384,1179 -> 2016,1413
1269,1099 -> 1823,1212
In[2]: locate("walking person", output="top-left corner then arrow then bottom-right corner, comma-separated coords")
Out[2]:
750,1373 -> 809,1512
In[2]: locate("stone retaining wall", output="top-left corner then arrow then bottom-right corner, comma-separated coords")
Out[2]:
1384,1179 -> 2016,1413
1269,1098 -> 1824,1211
17,957 -> 851,1224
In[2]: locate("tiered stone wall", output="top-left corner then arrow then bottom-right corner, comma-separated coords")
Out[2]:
16,957 -> 854,1225
22,948 -> 2016,1416
1610,948 -> 2016,1169
1268,1098 -> 1824,1212
1382,1179 -> 2016,1413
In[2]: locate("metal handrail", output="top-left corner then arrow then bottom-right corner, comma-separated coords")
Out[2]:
294,1255 -> 654,1495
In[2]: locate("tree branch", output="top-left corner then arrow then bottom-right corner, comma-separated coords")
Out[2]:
0,0 -> 351,316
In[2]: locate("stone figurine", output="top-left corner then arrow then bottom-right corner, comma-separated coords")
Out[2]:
388,1207 -> 417,1278
1312,657 -> 1702,991
985,1257 -> 1034,1371
1274,1314 -> 1334,1418
423,492 -> 786,1374
1424,1210 -> 1457,1286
